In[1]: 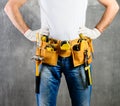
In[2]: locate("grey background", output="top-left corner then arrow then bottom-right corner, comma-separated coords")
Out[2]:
0,0 -> 120,106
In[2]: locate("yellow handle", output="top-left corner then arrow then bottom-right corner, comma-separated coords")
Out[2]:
36,33 -> 39,43
79,33 -> 87,40
79,33 -> 92,40
85,65 -> 92,85
79,33 -> 93,52
80,40 -> 89,51
36,61 -> 40,76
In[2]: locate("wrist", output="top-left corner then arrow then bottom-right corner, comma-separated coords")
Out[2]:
24,29 -> 32,37
93,28 -> 101,36
95,26 -> 103,33
23,27 -> 30,34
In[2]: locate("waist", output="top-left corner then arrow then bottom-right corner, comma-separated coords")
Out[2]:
49,33 -> 79,41
42,24 -> 85,41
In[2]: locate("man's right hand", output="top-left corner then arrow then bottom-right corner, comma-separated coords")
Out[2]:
24,28 -> 49,42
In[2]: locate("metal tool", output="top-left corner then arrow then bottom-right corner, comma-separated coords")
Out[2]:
31,55 -> 43,61
84,50 -> 92,86
31,33 -> 44,95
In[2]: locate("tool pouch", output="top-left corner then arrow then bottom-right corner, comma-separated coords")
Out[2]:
39,36 -> 93,67
40,41 -> 58,66
72,39 -> 93,67
72,49 -> 84,67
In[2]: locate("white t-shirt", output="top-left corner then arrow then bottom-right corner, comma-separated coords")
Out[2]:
39,0 -> 88,40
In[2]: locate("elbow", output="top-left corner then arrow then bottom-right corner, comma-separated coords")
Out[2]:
114,3 -> 119,15
4,2 -> 12,14
115,3 -> 119,12
104,1 -> 120,13
4,2 -> 19,15
111,2 -> 119,13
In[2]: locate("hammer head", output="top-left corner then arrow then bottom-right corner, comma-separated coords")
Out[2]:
31,55 -> 44,61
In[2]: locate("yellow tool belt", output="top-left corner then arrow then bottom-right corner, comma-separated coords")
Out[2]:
36,35 -> 94,67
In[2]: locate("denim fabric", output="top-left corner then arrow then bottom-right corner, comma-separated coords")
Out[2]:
35,56 -> 92,106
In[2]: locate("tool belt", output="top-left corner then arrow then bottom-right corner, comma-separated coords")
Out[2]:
36,34 -> 94,67
33,34 -> 93,93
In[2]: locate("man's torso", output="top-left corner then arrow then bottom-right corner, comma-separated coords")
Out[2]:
39,0 -> 88,40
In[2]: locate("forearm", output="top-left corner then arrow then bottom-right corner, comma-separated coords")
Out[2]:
4,2 -> 29,34
95,1 -> 119,33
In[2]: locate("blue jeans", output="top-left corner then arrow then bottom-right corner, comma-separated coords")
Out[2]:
35,56 -> 92,106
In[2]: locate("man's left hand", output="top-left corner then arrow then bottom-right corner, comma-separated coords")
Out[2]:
78,27 -> 101,40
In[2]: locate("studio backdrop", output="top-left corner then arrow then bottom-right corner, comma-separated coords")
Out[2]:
0,0 -> 120,106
